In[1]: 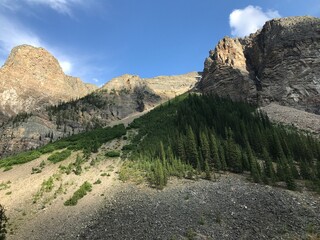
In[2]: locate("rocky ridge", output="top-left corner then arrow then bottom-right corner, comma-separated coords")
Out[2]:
0,45 -> 97,122
0,72 -> 199,157
102,72 -> 200,99
200,16 -> 320,114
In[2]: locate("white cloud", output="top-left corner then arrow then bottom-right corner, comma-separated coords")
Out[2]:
0,14 -> 41,53
92,78 -> 99,83
229,5 -> 281,37
59,61 -> 72,74
26,0 -> 83,16
0,0 -> 88,16
0,14 -> 73,74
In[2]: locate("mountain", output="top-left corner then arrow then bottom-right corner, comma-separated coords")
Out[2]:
200,16 -> 320,114
0,72 -> 199,157
0,45 -> 97,123
102,72 -> 200,100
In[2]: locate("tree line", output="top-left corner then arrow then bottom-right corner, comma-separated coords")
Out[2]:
129,94 -> 320,190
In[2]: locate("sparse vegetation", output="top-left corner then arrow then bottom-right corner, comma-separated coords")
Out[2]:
93,179 -> 102,184
0,124 -> 126,168
2,166 -> 12,172
0,182 -> 10,191
64,181 -> 92,206
48,150 -> 72,163
105,150 -> 120,158
31,160 -> 46,174
33,176 -> 55,203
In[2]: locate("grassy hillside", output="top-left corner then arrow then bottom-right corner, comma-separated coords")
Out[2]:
0,124 -> 126,168
124,93 -> 320,190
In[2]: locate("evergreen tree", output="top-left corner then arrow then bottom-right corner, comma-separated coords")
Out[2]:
218,144 -> 227,171
185,126 -> 199,168
241,152 -> 250,171
159,141 -> 166,164
200,132 -> 210,165
204,159 -> 211,180
153,159 -> 167,189
284,163 -> 297,190
209,133 -> 221,171
317,158 -> 320,180
262,147 -> 276,184
177,135 -> 187,163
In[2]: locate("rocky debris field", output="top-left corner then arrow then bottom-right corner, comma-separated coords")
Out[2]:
79,174 -> 320,240
261,103 -> 320,135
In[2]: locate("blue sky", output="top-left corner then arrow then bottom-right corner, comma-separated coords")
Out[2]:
0,0 -> 319,85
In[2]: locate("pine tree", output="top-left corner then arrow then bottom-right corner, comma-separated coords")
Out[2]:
228,142 -> 243,173
186,126 -> 199,168
247,145 -> 261,183
241,152 -> 250,171
262,147 -> 276,184
177,135 -> 186,163
153,159 -> 167,189
159,141 -> 166,164
284,163 -> 297,190
200,132 -> 210,165
204,159 -> 211,180
209,133 -> 221,171
317,158 -> 320,180
218,144 -> 227,171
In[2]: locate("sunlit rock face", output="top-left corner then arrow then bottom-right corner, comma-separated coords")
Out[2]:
0,45 -> 97,121
201,16 -> 320,114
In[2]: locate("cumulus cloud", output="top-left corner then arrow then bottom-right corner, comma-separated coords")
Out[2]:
229,5 -> 281,37
0,14 -> 73,74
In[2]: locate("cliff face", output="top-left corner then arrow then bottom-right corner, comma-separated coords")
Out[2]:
102,72 -> 200,99
200,16 -> 320,114
0,72 -> 199,157
0,45 -> 97,121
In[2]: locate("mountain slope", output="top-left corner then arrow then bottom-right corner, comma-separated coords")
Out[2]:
1,93 -> 319,240
0,72 -> 199,157
0,45 -> 97,122
200,16 -> 320,114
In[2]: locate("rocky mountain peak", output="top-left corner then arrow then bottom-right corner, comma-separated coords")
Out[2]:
0,45 -> 97,120
2,45 -> 64,78
213,37 -> 247,70
101,74 -> 143,92
200,16 -> 320,114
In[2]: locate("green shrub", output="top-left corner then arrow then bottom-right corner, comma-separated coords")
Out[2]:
105,151 -> 120,158
93,179 -> 101,184
64,181 -> 92,206
48,150 -> 72,163
39,145 -> 56,154
0,124 -> 126,169
3,166 -> 12,172
122,144 -> 135,151
0,151 -> 41,168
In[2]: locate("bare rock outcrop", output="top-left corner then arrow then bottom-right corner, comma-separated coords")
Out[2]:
0,45 -> 97,121
0,72 -> 199,157
102,72 -> 200,99
201,16 -> 320,114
